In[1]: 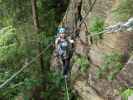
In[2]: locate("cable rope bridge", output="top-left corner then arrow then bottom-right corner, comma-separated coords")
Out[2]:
65,77 -> 70,100
1,0 -> 133,99
0,0 -> 97,98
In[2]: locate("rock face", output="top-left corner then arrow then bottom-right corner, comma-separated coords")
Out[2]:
117,56 -> 133,87
51,0 -> 133,100
74,80 -> 103,100
89,12 -> 133,66
81,0 -> 113,28
89,31 -> 133,66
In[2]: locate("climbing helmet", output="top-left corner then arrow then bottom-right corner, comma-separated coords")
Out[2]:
58,27 -> 65,33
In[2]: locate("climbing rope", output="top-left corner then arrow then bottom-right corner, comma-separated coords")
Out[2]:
90,17 -> 133,37
78,0 -> 97,27
61,1 -> 98,99
65,77 -> 70,100
0,41 -> 54,89
64,0 -> 71,26
69,0 -> 97,38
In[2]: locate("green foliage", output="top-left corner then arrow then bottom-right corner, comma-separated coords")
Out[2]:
0,26 -> 17,62
90,17 -> 104,33
0,26 -> 26,66
41,72 -> 64,99
121,88 -> 133,100
37,0 -> 69,34
0,74 -> 42,100
0,26 -> 16,45
23,78 -> 41,90
41,72 -> 75,100
0,26 -> 44,99
39,33 -> 54,70
96,52 -> 123,80
113,0 -> 133,21
0,0 -> 31,26
0,0 -> 71,99
89,16 -> 105,43
75,56 -> 90,73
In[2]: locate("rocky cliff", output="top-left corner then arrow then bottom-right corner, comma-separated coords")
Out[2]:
51,0 -> 133,100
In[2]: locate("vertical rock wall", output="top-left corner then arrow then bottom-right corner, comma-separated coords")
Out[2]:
51,0 -> 133,99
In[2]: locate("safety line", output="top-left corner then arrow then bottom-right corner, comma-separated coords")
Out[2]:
0,41 -> 53,89
65,77 -> 70,100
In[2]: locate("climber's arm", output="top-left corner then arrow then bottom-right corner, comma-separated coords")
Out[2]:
55,37 -> 60,48
69,39 -> 74,44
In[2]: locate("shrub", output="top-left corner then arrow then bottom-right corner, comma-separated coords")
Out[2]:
0,26 -> 27,66
96,52 -> 123,80
0,26 -> 44,99
0,75 -> 42,100
89,16 -> 104,33
41,72 -> 76,100
89,16 -> 105,43
121,88 -> 133,100
113,0 -> 133,22
75,56 -> 90,73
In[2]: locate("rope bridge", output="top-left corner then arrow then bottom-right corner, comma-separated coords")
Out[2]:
1,0 -> 133,99
65,77 -> 70,100
3,0 -> 133,99
0,0 -> 98,97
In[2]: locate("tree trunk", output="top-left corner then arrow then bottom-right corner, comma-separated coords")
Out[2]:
31,0 -> 44,71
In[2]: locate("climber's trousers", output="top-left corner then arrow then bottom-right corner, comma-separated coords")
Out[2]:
62,58 -> 70,76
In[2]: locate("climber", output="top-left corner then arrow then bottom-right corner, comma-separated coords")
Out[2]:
55,27 -> 74,78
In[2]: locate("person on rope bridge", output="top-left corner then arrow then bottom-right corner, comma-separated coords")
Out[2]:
55,27 -> 74,78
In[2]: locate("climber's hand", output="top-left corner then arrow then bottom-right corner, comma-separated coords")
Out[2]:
69,39 -> 74,44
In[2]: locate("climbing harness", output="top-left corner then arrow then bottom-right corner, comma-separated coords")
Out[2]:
56,38 -> 73,59
65,77 -> 70,100
58,41 -> 69,59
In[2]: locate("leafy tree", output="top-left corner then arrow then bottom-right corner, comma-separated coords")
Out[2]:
0,0 -> 70,99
